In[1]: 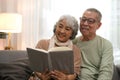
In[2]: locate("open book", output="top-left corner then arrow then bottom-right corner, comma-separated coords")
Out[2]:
27,47 -> 74,74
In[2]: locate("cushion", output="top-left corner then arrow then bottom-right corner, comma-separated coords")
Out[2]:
0,50 -> 33,80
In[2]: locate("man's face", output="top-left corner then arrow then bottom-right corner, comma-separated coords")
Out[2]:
80,11 -> 101,37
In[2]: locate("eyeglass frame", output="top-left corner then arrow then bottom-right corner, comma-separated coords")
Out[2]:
80,17 -> 98,24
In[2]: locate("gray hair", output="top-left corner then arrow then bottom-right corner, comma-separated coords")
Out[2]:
86,8 -> 102,22
53,15 -> 78,40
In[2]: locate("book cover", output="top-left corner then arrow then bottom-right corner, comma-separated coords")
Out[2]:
27,47 -> 74,74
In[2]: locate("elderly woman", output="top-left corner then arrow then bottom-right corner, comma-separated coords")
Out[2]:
29,15 -> 81,80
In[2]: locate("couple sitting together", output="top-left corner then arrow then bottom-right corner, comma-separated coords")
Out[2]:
29,8 -> 113,80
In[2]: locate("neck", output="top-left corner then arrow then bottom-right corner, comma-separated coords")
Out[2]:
80,34 -> 96,41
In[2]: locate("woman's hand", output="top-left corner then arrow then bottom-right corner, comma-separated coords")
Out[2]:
35,71 -> 51,80
28,70 -> 77,80
50,70 -> 76,80
50,70 -> 67,80
28,70 -> 51,80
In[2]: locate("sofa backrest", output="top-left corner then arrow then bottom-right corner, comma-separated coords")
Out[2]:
0,50 -> 33,80
112,64 -> 120,80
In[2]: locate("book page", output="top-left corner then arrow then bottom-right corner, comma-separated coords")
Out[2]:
27,48 -> 49,72
49,47 -> 74,74
48,47 -> 72,52
30,48 -> 48,53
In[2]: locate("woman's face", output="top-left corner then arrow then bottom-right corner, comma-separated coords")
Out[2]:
55,19 -> 73,42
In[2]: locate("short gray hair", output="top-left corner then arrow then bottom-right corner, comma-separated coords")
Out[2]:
53,15 -> 78,40
86,8 -> 102,22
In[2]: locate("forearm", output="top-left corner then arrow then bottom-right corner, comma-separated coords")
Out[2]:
98,64 -> 113,80
98,44 -> 114,80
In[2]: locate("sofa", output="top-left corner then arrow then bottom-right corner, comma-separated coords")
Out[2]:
112,64 -> 120,80
0,50 -> 33,80
0,50 -> 120,80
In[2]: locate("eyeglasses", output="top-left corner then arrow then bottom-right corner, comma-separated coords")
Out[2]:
80,17 -> 96,24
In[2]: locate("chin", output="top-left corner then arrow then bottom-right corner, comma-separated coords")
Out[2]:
57,38 -> 65,42
82,33 -> 89,36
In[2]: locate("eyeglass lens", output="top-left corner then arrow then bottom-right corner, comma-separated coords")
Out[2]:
80,17 -> 96,24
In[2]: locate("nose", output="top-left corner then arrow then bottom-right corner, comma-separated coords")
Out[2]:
83,20 -> 89,25
60,28 -> 66,33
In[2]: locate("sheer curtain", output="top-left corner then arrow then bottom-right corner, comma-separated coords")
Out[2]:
110,0 -> 120,65
16,0 -> 53,50
0,0 -> 120,64
16,0 -> 44,49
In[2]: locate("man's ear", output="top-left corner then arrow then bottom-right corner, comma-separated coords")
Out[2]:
97,22 -> 102,29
